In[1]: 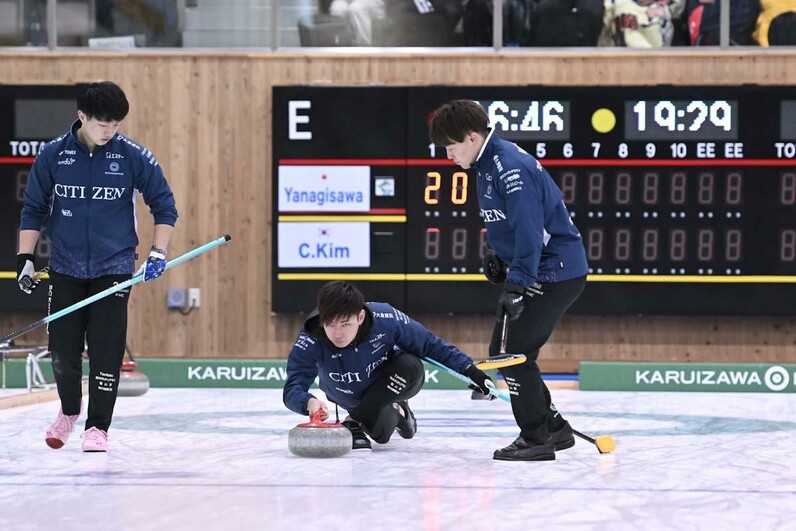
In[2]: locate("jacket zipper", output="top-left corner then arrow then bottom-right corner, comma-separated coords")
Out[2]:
86,151 -> 93,277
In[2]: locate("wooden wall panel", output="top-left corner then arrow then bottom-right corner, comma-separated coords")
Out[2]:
1,51 -> 795,366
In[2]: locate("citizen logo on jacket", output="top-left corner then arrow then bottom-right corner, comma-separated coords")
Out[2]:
474,129 -> 588,287
20,120 -> 178,279
283,302 -> 473,414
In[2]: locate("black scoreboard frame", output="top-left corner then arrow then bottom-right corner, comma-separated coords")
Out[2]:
1,85 -> 79,311
269,85 -> 794,315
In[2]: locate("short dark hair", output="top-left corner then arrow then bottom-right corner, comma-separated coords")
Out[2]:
317,281 -> 364,324
77,81 -> 129,122
429,100 -> 489,146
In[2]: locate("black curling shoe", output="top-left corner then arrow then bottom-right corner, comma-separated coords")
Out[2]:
394,401 -> 417,439
342,420 -> 372,450
550,421 -> 576,451
493,436 -> 555,461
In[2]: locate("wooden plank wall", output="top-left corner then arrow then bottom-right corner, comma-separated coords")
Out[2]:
1,50 -> 794,368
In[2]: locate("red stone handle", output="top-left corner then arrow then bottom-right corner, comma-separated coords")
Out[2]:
296,409 -> 340,428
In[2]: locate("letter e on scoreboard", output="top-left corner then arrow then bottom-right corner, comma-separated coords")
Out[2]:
289,100 -> 312,140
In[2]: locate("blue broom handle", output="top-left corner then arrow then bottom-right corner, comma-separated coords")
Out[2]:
0,234 -> 231,346
422,355 -> 510,402
48,234 -> 231,323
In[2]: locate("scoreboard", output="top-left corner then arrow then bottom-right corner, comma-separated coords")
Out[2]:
272,85 -> 796,315
1,85 -> 78,311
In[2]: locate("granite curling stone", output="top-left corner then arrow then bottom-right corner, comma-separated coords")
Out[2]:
117,360 -> 150,397
288,411 -> 353,458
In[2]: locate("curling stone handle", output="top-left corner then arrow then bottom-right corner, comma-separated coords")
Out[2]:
296,409 -> 340,428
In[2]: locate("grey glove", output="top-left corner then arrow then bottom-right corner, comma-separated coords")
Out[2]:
16,253 -> 37,294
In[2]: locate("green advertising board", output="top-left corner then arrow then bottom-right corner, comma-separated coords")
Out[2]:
1,358 -> 490,390
580,362 -> 796,393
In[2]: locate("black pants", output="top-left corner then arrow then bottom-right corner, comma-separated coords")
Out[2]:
348,354 -> 424,444
48,271 -> 132,432
490,275 -> 586,443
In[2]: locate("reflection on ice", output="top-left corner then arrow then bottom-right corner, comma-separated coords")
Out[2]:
0,388 -> 794,530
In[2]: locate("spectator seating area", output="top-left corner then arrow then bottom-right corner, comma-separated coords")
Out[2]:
0,0 -> 96,46
1,0 -> 794,48
299,0 -> 796,48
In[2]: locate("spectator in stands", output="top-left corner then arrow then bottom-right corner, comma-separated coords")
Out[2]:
754,0 -> 796,45
95,0 -> 182,47
376,0 -> 463,46
96,0 -> 115,34
463,0 -> 533,46
599,0 -> 686,47
687,0 -> 760,45
330,0 -> 385,45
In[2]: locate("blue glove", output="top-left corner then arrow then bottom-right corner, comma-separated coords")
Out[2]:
137,247 -> 167,282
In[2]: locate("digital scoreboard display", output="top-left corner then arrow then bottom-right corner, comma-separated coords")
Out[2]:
0,85 -> 78,311
273,86 -> 796,315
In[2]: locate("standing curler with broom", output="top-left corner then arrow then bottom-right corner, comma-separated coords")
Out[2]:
17,81 -> 178,453
429,99 -> 589,461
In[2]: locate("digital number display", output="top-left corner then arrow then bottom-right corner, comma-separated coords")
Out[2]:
420,227 -> 488,263
625,100 -> 738,140
480,100 -> 570,140
272,85 -> 796,315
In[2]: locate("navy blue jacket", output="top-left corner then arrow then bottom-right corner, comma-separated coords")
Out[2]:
473,130 -> 588,286
20,121 -> 178,279
283,302 -> 475,414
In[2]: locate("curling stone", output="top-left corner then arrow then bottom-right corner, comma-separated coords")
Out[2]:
117,360 -> 150,397
288,411 -> 352,458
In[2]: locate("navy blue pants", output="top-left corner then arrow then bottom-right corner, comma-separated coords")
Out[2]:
348,354 -> 424,443
491,275 -> 586,442
48,271 -> 132,432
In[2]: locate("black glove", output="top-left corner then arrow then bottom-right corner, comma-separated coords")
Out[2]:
482,246 -> 506,284
463,364 -> 494,396
16,253 -> 37,294
497,282 -> 525,321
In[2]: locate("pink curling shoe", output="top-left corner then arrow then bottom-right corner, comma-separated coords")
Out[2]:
81,427 -> 109,452
45,407 -> 80,449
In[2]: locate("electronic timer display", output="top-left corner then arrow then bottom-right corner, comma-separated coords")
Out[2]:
624,100 -> 737,140
480,100 -> 570,140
